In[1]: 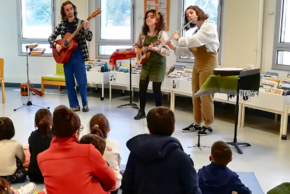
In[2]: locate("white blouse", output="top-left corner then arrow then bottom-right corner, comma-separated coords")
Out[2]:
175,20 -> 219,58
104,137 -> 122,190
133,31 -> 171,56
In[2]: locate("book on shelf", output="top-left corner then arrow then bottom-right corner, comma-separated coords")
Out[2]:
264,72 -> 279,79
167,71 -> 183,78
182,67 -> 193,78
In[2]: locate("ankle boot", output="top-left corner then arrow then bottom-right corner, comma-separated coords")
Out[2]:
134,109 -> 146,120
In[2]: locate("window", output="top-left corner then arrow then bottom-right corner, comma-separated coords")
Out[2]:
273,0 -> 290,70
177,0 -> 222,63
95,0 -> 134,57
17,0 -> 54,55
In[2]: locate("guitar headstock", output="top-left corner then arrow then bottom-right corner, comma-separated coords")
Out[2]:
90,8 -> 101,18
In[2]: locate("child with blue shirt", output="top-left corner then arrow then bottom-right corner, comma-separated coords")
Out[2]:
198,141 -> 252,194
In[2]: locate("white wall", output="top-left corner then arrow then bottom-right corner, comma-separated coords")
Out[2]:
222,0 -> 263,69
0,0 -> 287,84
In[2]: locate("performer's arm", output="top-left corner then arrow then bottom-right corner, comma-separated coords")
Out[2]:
149,31 -> 170,56
177,22 -> 217,48
83,19 -> 93,41
85,30 -> 93,41
48,23 -> 62,48
132,32 -> 143,52
166,41 -> 194,58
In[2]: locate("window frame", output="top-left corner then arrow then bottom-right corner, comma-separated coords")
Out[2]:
176,0 -> 223,64
16,0 -> 55,57
272,0 -> 290,70
95,0 -> 134,58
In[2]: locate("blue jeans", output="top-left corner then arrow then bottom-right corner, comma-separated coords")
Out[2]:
63,47 -> 88,108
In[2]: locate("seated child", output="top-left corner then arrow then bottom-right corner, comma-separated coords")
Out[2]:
198,141 -> 252,194
89,114 -> 122,191
121,107 -> 201,194
80,134 -> 106,155
0,117 -> 27,183
0,177 -> 36,194
28,109 -> 53,183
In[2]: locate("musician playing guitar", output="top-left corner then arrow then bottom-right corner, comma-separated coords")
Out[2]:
132,10 -> 170,120
48,1 -> 91,112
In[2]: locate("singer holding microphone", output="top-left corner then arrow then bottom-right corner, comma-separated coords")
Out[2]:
167,6 -> 219,135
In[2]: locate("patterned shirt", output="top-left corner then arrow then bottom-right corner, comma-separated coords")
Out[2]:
48,18 -> 93,62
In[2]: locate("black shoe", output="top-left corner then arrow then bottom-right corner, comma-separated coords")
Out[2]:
182,123 -> 201,133
82,105 -> 89,112
71,106 -> 80,112
197,126 -> 213,136
134,109 -> 146,120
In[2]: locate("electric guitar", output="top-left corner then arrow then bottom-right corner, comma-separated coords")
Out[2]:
53,8 -> 101,64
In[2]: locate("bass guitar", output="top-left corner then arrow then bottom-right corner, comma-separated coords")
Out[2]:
53,8 -> 101,64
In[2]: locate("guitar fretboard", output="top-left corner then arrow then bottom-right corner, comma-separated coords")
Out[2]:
67,16 -> 92,43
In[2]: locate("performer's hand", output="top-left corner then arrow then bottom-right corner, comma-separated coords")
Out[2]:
134,48 -> 141,55
148,45 -> 156,51
171,31 -> 179,41
56,44 -> 62,52
83,19 -> 89,31
166,41 -> 176,50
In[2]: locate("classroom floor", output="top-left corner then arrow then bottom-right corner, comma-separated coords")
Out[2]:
1,87 -> 290,193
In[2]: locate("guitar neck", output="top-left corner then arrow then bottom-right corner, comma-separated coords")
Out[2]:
67,16 -> 92,42
142,38 -> 160,54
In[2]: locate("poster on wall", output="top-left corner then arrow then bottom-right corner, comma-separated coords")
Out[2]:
144,0 -> 170,31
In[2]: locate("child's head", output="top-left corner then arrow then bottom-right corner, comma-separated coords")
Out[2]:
210,141 -> 233,166
0,117 -> 15,141
0,178 -> 11,194
89,114 -> 109,138
147,107 -> 175,136
52,105 -> 80,138
79,134 -> 106,155
35,109 -> 53,138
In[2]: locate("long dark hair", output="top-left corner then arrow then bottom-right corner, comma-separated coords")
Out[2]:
142,10 -> 166,36
61,1 -> 78,21
35,109 -> 53,138
184,6 -> 209,31
90,114 -> 109,139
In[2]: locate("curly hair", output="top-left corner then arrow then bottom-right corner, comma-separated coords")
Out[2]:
61,1 -> 78,21
184,5 -> 209,31
142,10 -> 166,36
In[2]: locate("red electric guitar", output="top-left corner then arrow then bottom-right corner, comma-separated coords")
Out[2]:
53,8 -> 101,64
